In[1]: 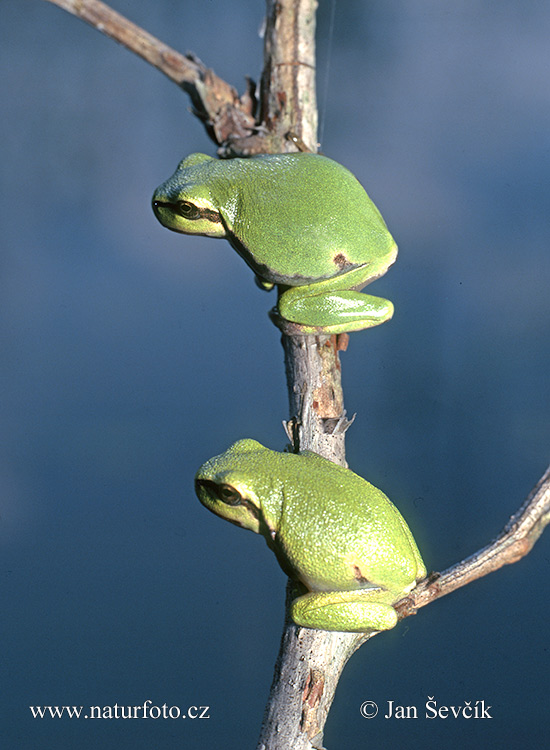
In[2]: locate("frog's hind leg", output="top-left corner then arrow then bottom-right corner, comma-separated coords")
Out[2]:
273,262 -> 394,334
277,286 -> 394,334
291,589 -> 399,633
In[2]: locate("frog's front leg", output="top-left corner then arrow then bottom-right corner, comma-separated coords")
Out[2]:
291,587 -> 400,633
276,265 -> 394,335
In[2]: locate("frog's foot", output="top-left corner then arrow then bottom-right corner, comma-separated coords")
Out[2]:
290,589 -> 399,633
273,288 -> 394,335
255,275 -> 275,291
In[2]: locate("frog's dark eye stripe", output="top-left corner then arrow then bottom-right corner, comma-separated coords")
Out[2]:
152,200 -> 222,224
199,207 -> 223,223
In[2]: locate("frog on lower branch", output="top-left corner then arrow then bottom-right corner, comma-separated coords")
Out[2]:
195,439 -> 426,633
152,152 -> 397,335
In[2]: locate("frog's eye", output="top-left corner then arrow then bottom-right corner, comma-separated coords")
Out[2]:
195,478 -> 244,507
215,483 -> 242,506
177,201 -> 201,220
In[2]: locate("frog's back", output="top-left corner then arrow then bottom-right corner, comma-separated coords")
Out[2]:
215,153 -> 396,286
276,451 -> 423,592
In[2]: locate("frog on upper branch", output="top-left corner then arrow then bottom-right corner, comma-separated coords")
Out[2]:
152,152 -> 397,334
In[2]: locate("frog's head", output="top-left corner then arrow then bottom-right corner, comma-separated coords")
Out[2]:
152,153 -> 228,238
195,439 -> 279,538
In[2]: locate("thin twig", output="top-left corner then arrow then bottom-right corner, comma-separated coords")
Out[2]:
43,0 -> 257,148
45,0 -> 198,84
397,463 -> 550,617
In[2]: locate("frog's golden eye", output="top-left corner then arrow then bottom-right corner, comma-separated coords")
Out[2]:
178,201 -> 201,220
195,478 -> 243,506
216,483 -> 242,506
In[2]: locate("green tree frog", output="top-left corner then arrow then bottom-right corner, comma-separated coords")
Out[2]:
152,153 -> 397,334
195,439 -> 426,633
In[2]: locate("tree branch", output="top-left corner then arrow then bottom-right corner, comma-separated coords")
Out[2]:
397,463 -> 550,618
43,0 -> 258,148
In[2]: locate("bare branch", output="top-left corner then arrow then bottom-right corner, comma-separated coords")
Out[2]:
253,1 -> 368,746
257,332 -> 359,750
260,0 -> 318,152
397,463 -> 550,617
44,0 -> 196,84
43,0 -> 257,148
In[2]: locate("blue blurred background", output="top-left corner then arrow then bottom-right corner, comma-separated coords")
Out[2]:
1,1 -> 549,748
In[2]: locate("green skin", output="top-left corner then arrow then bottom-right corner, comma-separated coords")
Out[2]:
152,153 -> 397,334
195,439 -> 426,633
